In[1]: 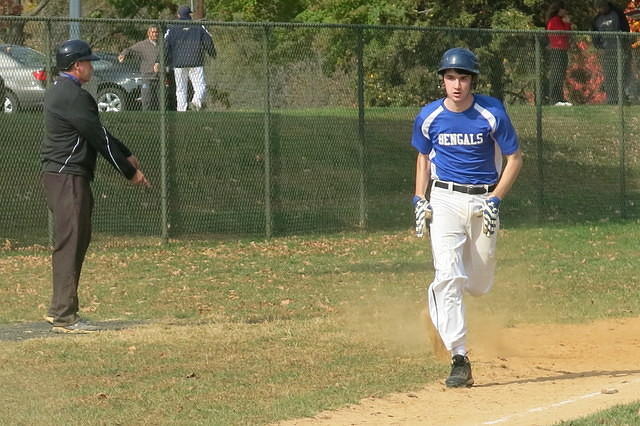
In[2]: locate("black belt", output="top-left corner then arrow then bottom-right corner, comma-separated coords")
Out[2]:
433,180 -> 496,195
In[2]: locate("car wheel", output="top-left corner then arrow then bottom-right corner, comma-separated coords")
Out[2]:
97,87 -> 126,112
3,91 -> 18,113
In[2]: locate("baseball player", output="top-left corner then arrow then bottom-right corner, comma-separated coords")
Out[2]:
41,40 -> 151,333
164,5 -> 216,112
411,48 -> 523,387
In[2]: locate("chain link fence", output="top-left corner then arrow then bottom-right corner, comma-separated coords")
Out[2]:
1,17 -> 639,247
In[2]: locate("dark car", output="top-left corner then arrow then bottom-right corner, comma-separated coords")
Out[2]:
0,44 -> 48,113
92,52 -> 144,112
96,52 -> 181,111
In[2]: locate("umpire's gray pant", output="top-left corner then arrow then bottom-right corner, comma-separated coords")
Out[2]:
42,172 -> 93,326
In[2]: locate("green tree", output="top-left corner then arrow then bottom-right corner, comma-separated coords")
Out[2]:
297,0 -> 413,25
0,0 -> 52,44
104,0 -> 177,18
288,0 -> 635,105
206,0 -> 307,22
293,1 -> 544,103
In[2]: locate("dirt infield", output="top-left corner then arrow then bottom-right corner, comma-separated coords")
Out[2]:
276,316 -> 640,426
3,316 -> 638,425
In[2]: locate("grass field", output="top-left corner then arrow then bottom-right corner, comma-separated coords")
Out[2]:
555,402 -> 640,425
1,103 -> 640,423
1,221 -> 639,424
1,104 -> 640,247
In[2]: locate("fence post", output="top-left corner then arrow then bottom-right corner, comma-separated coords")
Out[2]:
158,22 -> 169,242
44,21 -> 52,85
45,19 -> 54,248
69,0 -> 81,39
535,33 -> 545,222
263,25 -> 273,238
616,36 -> 627,218
356,27 -> 367,229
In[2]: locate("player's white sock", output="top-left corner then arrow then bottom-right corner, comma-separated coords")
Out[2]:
452,345 -> 467,357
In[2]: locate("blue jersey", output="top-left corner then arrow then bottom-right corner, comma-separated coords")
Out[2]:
411,94 -> 519,185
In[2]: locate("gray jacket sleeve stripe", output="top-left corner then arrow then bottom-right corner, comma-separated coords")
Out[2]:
58,137 -> 81,173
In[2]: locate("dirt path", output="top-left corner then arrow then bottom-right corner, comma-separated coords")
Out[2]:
276,316 -> 640,426
0,320 -> 146,341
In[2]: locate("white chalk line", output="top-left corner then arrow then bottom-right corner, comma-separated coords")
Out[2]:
481,375 -> 640,425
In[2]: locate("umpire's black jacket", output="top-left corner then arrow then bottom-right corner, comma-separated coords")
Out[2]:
40,74 -> 136,180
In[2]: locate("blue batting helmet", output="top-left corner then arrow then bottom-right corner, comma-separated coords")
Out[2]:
438,48 -> 480,75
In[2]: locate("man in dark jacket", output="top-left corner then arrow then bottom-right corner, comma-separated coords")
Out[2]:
41,39 -> 151,333
592,0 -> 631,104
165,5 -> 216,111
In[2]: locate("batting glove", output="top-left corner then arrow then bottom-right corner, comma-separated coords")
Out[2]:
413,195 -> 432,238
482,196 -> 501,237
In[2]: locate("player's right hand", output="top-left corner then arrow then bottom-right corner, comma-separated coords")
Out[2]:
413,195 -> 432,238
482,196 -> 500,237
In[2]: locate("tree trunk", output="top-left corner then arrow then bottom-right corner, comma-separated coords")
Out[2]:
194,0 -> 205,19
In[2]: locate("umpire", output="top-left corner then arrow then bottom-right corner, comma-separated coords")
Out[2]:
40,40 -> 151,334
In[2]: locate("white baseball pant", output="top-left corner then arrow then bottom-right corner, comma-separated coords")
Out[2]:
174,66 -> 207,112
427,183 -> 498,353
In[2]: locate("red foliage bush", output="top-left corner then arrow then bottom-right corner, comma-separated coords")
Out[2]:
566,41 -> 606,104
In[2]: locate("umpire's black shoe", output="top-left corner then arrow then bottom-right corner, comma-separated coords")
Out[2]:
445,354 -> 474,388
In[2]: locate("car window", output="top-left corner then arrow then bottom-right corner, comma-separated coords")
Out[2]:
0,46 -> 45,67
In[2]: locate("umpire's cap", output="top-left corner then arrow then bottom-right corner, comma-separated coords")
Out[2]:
438,48 -> 480,75
56,39 -> 100,71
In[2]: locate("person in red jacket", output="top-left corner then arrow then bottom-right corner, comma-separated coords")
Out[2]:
546,1 -> 573,106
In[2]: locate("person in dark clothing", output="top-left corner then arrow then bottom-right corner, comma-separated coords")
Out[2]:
40,39 -> 151,333
592,0 -> 631,104
164,5 -> 216,111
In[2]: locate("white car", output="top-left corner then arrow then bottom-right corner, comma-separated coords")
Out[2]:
0,44 -> 47,113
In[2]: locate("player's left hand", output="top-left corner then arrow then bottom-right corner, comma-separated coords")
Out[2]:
413,195 -> 432,238
482,196 -> 501,237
